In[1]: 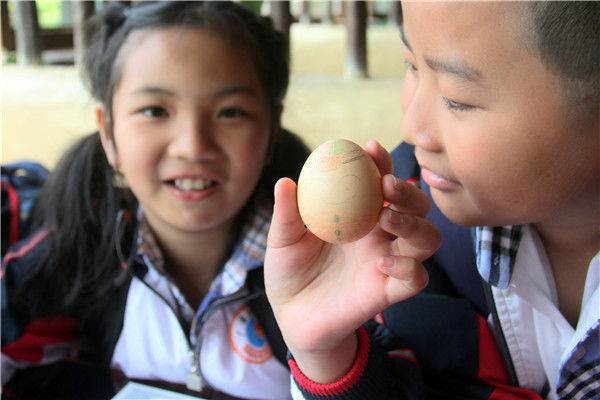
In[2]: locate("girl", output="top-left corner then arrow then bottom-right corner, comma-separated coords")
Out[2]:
2,2 -> 309,399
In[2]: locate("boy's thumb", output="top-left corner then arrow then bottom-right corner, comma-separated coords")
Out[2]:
267,178 -> 307,248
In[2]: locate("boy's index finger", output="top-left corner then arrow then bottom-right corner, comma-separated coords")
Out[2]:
365,139 -> 393,177
382,174 -> 431,218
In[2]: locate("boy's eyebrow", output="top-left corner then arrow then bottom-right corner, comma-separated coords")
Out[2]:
400,26 -> 483,85
425,58 -> 482,84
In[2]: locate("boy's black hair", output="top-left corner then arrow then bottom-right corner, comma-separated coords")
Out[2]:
524,2 -> 599,106
12,1 -> 308,322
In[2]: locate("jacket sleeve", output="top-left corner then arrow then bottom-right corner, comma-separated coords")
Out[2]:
288,293 -> 543,400
1,232 -> 80,385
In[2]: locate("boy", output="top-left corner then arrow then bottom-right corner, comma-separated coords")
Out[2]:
264,2 -> 598,399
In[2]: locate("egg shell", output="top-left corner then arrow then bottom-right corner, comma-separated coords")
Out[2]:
297,138 -> 383,244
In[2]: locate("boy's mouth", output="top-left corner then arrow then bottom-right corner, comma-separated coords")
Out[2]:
421,168 -> 460,192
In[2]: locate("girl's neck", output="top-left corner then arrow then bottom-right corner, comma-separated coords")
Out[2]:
534,201 -> 600,327
150,219 -> 236,309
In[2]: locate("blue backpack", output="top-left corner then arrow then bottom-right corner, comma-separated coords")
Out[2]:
1,161 -> 49,257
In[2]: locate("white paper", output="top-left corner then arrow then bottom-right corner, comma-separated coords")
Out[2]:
112,381 -> 207,400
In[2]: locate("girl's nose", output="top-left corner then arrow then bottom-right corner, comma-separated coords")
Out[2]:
168,116 -> 218,162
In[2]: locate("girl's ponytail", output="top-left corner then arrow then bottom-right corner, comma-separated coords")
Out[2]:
15,133 -> 133,318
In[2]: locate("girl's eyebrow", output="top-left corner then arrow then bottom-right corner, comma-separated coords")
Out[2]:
132,86 -> 176,97
130,85 -> 259,99
213,85 -> 259,99
400,26 -> 484,86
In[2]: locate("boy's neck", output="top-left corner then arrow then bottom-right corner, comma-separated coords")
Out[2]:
533,204 -> 600,327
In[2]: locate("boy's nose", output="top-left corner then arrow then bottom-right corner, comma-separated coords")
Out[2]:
400,89 -> 441,153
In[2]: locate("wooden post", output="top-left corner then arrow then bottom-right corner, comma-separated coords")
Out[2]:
345,0 -> 368,78
388,1 -> 402,27
1,0 -> 14,52
270,1 -> 291,51
72,1 -> 96,66
299,0 -> 311,24
61,0 -> 72,25
367,0 -> 375,23
14,0 -> 42,65
322,1 -> 333,24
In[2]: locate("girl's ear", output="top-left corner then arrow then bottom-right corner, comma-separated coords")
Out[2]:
96,105 -> 119,168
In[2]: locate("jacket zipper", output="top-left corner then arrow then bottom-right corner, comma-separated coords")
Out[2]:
186,288 -> 263,392
135,276 -> 257,392
482,280 -> 520,386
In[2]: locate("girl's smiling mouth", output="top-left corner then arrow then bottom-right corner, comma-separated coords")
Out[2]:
164,177 -> 219,201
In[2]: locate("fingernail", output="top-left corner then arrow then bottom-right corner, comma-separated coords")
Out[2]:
387,210 -> 405,226
378,256 -> 395,275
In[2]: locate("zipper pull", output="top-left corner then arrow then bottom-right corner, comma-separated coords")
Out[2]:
186,350 -> 204,392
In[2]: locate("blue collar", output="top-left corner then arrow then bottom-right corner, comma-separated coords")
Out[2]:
475,225 -> 523,289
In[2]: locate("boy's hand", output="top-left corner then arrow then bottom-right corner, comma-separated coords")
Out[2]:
264,140 -> 441,383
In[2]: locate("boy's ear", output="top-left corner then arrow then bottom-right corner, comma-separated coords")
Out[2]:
96,105 -> 119,168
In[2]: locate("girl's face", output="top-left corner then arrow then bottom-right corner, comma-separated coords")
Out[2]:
99,28 -> 270,237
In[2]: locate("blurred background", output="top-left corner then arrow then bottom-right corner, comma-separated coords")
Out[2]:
1,0 -> 407,169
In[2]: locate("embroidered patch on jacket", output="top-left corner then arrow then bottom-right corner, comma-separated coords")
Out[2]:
229,304 -> 272,364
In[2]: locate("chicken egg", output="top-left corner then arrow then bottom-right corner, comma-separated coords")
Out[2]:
297,139 -> 383,244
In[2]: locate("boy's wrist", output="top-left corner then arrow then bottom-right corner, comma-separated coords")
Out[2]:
288,328 -> 365,385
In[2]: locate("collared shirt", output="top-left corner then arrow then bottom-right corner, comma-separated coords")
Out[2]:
475,225 -> 599,400
134,205 -> 270,325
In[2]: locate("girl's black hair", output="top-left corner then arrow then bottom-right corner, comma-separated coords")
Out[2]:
13,133 -> 134,320
83,0 -> 289,147
13,1 -> 308,323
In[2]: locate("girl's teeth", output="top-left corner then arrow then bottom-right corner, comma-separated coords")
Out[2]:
174,178 -> 213,191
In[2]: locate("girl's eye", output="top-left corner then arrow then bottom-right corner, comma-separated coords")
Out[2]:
442,97 -> 475,112
218,107 -> 247,119
141,106 -> 168,118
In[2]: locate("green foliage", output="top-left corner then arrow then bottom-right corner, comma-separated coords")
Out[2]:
240,0 -> 263,15
36,0 -> 63,29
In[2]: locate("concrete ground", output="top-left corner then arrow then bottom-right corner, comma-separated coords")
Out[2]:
1,24 -> 407,168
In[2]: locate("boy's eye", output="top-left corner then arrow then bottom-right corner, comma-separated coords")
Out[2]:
218,107 -> 247,119
442,97 -> 475,112
404,60 -> 417,72
141,106 -> 168,118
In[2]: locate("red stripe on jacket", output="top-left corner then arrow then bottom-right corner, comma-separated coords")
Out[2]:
2,316 -> 79,363
288,326 -> 370,396
476,315 -> 542,400
2,230 -> 49,271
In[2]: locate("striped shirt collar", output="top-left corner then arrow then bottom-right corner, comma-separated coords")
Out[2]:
133,204 -> 271,320
475,225 -> 523,289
